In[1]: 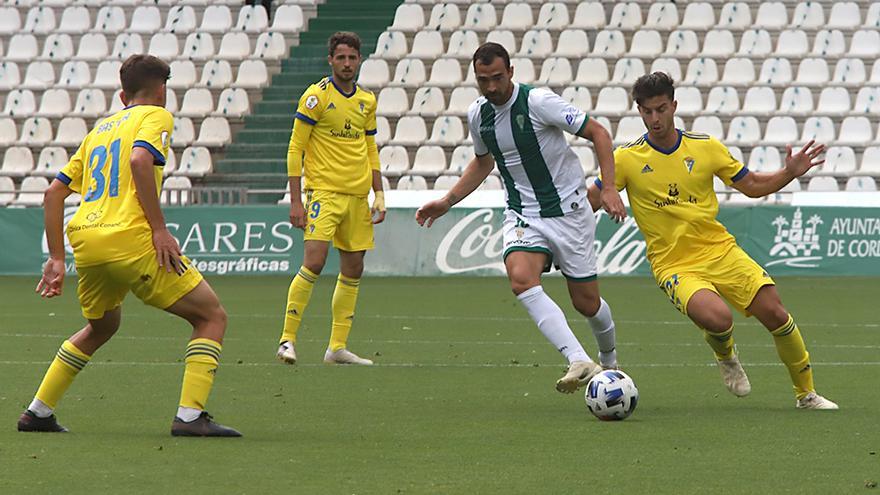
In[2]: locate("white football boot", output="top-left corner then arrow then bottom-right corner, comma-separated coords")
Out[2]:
556,360 -> 601,394
276,341 -> 297,365
323,348 -> 373,365
717,355 -> 751,397
796,392 -> 839,410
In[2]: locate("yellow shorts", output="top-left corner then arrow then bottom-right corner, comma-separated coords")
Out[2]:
656,245 -> 775,317
304,189 -> 374,252
76,251 -> 203,320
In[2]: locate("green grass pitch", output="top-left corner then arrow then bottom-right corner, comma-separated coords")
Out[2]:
1,275 -> 878,494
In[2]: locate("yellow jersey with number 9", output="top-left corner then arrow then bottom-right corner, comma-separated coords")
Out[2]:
57,105 -> 173,268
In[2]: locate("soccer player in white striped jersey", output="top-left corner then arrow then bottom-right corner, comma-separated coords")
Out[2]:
416,43 -> 627,394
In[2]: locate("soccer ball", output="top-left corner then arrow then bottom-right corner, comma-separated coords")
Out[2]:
584,369 -> 639,421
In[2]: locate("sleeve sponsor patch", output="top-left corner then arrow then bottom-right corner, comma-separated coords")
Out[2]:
305,95 -> 319,109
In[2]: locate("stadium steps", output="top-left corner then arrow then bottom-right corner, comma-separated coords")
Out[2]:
205,0 -> 402,204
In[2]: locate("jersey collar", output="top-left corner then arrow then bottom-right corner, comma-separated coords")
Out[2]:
644,129 -> 682,155
328,76 -> 357,98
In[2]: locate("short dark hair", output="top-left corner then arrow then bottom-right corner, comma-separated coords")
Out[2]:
632,72 -> 676,106
329,31 -> 361,56
472,42 -> 510,70
119,54 -> 170,97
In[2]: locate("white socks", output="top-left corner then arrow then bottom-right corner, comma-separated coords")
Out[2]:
176,406 -> 202,422
517,285 -> 591,364
587,297 -> 618,368
28,398 -> 53,418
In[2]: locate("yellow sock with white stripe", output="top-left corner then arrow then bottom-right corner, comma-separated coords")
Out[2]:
178,338 -> 221,412
280,267 -> 318,344
32,340 -> 92,415
770,314 -> 814,400
329,274 -> 360,351
703,324 -> 735,361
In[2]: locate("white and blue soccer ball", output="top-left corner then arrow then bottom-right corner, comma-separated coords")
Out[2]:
584,369 -> 639,421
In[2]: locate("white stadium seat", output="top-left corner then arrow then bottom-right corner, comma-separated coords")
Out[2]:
37,89 -> 71,118
608,2 -> 642,31
682,2 -> 714,30
853,87 -> 880,114
592,30 -> 626,58
518,30 -> 553,59
748,146 -> 781,173
610,58 -> 646,85
172,118 -> 195,148
194,117 -> 231,147
850,30 -> 880,58
0,177 -> 15,206
813,29 -> 846,57
0,62 -> 22,90
762,116 -> 798,146
629,30 -> 662,58
6,35 -> 39,62
718,2 -> 752,30
692,116 -> 724,138
807,176 -> 838,192
779,86 -> 813,116
758,58 -> 793,87
373,31 -> 408,60
486,30 -> 517,55
0,118 -> 17,146
500,3 -> 533,31
58,6 -> 89,33
448,145 -> 474,175
445,30 -> 480,59
791,1 -> 824,29
22,61 -> 55,90
511,58 -> 535,84
426,3 -> 461,31
176,147 -> 213,177
396,175 -> 428,191
12,176 -> 50,207
463,3 -> 497,32
409,87 -> 445,117
41,33 -> 74,61
377,88 -> 409,117
1,147 -> 34,178
561,87 -> 592,113
390,4 -> 424,32
614,116 -> 646,144
428,59 -> 462,88
675,86 -> 702,116
575,58 -> 610,87
272,5 -> 305,33
148,32 -> 180,59
725,116 -> 761,146
702,30 -> 735,57
795,58 -> 829,86
20,117 -> 53,146
572,2 -> 605,30
3,89 -> 37,117
129,6 -> 161,33
665,30 -> 700,58
411,146 -> 447,176
448,87 -> 480,116
182,32 -> 215,61
828,2 -> 861,29
832,59 -> 866,87
71,89 -> 106,118
57,60 -> 90,89
214,88 -> 249,117
410,31 -> 444,59
161,176 -> 192,205
433,175 -> 459,190
705,86 -> 740,114
389,116 -> 427,146
537,58 -> 572,86
54,117 -> 87,147
76,33 -> 109,61
236,5 -> 268,33
179,89 -> 214,118
555,30 -> 590,58
93,60 -> 122,89
358,59 -> 390,88
683,58 -> 718,87
33,147 -> 68,177
845,177 -> 877,192
218,32 -> 251,61
0,7 -> 22,35
738,29 -> 772,57
379,145 -> 409,177
168,60 -> 197,89
200,5 -> 232,33
93,6 -> 125,33
234,60 -> 269,89
165,6 -> 198,33
825,147 -> 858,176
650,58 -> 682,82
111,33 -> 143,60
816,87 -> 851,115
537,2 -> 569,30
427,116 -> 464,146
754,2 -> 787,29
593,87 -> 629,117
645,2 -> 678,31
254,33 -> 286,60
837,117 -> 873,147
801,117 -> 835,142
776,30 -> 808,57
390,58 -> 426,88
23,6 -> 57,34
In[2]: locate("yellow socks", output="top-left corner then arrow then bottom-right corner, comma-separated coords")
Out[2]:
770,314 -> 814,400
34,340 -> 91,411
280,267 -> 318,344
703,324 -> 736,361
329,274 -> 360,351
179,338 -> 221,411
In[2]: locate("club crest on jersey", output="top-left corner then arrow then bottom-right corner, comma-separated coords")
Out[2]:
515,227 -> 524,239
359,102 -> 365,113
684,156 -> 695,174
516,114 -> 525,130
641,164 -> 653,174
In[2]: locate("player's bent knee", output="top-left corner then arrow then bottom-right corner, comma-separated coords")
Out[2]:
510,280 -> 539,296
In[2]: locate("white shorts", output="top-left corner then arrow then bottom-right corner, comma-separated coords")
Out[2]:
502,207 -> 598,281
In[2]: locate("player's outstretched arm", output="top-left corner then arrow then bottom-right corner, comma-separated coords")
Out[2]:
36,180 -> 72,298
578,118 -> 626,223
732,140 -> 826,198
415,153 -> 494,228
131,147 -> 184,274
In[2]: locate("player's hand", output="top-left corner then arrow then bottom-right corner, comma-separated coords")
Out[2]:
600,188 -> 627,223
415,198 -> 451,228
289,201 -> 306,230
371,190 -> 386,225
153,228 -> 185,274
784,140 -> 826,178
36,258 -> 65,298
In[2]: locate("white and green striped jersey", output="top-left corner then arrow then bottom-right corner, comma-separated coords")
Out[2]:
468,82 -> 589,218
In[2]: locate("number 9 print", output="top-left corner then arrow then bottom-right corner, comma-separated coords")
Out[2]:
309,201 -> 321,219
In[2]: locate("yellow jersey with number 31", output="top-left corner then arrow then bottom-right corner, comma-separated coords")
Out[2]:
598,130 -> 749,274
57,105 -> 173,267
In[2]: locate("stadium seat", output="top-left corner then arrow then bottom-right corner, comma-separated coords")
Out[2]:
701,29 -> 735,57
682,2 -> 715,30
0,177 -> 15,206
161,176 -> 192,205
747,146 -> 781,172
593,87 -> 629,116
754,2 -> 787,29
816,87 -> 852,115
379,145 -> 409,177
486,30 -> 517,55
478,176 -> 502,191
806,176 -> 838,192
592,30 -> 626,58
271,5 -> 305,33
666,30 -> 700,58
862,147 -> 880,174
411,146 -> 447,176
758,58 -> 793,87
396,175 -> 428,190
163,150 -> 177,177
37,89 -> 71,118
201,5 -> 233,33
129,6 -> 161,33
0,118 -> 16,146
237,5 -> 269,33
433,175 -> 458,190
376,87 -> 408,117
675,86 -> 702,116
358,59 -> 389,88
510,58 -> 535,84
832,58 -> 866,87
409,87 -> 445,117
801,116 -> 835,142
866,4 -> 880,28
214,88 -> 249,117
389,115 -> 427,146
218,32 -> 251,61
33,147 -> 67,177
108,89 -> 124,114
410,31 -> 444,59
462,3 -> 497,31
373,31 -> 408,60
518,30 -> 553,59
778,86 -> 814,115
500,3 -> 534,30
537,57 -> 572,86
427,58 -> 462,88
571,2 -> 605,29
172,118 -> 195,148
845,177 -> 877,192
850,30 -> 880,58
12,176 -> 50,207
176,147 -> 213,177
718,2 -> 752,30
0,7 -> 22,35
705,86 -> 740,114
427,116 -> 465,146
58,6 -> 89,33
0,148 -> 34,177
21,61 -> 55,90
776,30 -> 808,58
608,2 -> 642,31
390,58 -> 426,88
629,30 -> 662,58
683,58 -> 719,87
794,58 -> 828,86
692,116 -> 723,139
791,1 -> 824,29
71,88 -> 106,118
233,60 -> 269,89
182,32 -> 215,61
75,33 -> 108,61
650,58 -> 682,82
645,2 -> 678,30
720,57 -> 754,86
19,117 -> 52,145
614,116 -> 646,145
447,145 -> 474,174
762,116 -> 798,146
828,2 -> 861,29
0,62 -> 22,91
194,117 -> 231,147
179,88 -> 214,117
537,2 -> 570,30
610,58 -> 646,85
6,34 -> 38,62
110,33 -> 144,60
57,60 -> 90,89
853,87 -> 880,114
825,146 -> 858,176
168,60 -> 197,89
812,29 -> 846,57
93,60 -> 122,89
148,32 -> 180,59
426,3 -> 461,31
447,87 -> 479,116
837,117 -> 873,147
726,116 -> 761,146
555,29 -> 590,58
41,33 -> 74,61
23,6 -> 57,34
3,89 -> 37,117
165,5 -> 198,33
390,4 -> 424,32
738,29 -> 772,57
93,5 -> 125,33
54,117 -> 87,147
445,30 -> 480,59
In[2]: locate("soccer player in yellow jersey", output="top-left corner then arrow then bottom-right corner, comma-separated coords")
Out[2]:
17,55 -> 241,436
589,72 -> 837,409
276,32 -> 384,365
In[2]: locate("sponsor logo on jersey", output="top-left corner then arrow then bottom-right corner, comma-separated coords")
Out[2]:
327,102 -> 336,111
641,164 -> 653,174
